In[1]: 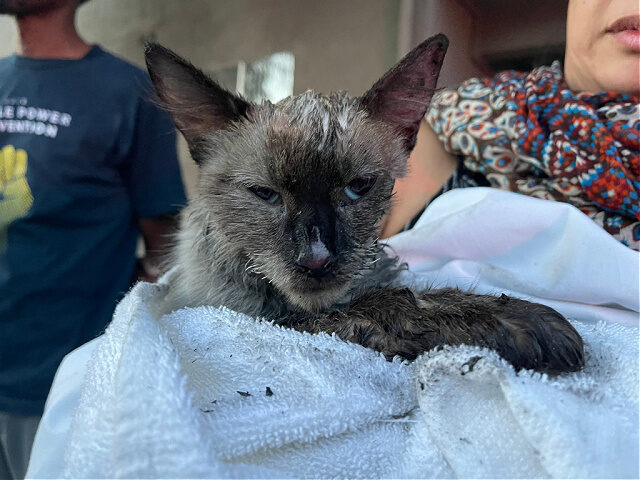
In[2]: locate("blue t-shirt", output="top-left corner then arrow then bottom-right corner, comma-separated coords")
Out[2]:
0,46 -> 186,414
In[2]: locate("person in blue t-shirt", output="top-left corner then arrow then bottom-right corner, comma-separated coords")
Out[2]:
0,0 -> 187,476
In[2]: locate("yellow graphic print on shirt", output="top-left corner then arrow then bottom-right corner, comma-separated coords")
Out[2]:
0,145 -> 33,252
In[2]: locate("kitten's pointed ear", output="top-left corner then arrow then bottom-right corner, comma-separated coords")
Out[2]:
361,34 -> 448,152
144,43 -> 250,162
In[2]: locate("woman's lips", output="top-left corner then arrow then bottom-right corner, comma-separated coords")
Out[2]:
612,30 -> 640,51
606,15 -> 640,52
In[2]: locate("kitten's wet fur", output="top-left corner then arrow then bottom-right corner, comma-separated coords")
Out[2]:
145,35 -> 584,374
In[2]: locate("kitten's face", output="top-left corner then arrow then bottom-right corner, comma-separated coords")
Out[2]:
146,35 -> 448,312
197,94 -> 406,310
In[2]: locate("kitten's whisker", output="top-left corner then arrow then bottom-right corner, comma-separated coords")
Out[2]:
259,275 -> 274,285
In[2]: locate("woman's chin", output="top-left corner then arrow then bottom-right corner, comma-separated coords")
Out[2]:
593,46 -> 640,95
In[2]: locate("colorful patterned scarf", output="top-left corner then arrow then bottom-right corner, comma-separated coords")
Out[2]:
426,62 -> 640,250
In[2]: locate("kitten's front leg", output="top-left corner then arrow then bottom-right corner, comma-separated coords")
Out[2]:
295,287 -> 584,374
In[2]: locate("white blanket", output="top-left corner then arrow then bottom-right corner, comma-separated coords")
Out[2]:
27,188 -> 639,479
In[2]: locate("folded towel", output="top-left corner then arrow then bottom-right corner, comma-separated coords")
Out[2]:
27,188 -> 639,479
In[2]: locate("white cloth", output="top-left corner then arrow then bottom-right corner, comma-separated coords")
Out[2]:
27,188 -> 639,479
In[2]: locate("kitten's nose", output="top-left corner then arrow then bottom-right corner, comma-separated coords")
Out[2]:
296,229 -> 332,276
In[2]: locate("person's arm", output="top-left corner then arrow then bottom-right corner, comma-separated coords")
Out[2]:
137,213 -> 180,282
380,120 -> 458,238
125,74 -> 187,283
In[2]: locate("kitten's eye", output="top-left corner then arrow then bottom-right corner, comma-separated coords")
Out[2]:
344,177 -> 376,201
249,186 -> 281,205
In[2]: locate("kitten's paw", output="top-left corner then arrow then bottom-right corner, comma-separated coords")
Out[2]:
490,296 -> 585,374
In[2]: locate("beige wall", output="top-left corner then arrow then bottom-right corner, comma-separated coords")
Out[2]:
78,0 -> 400,96
0,16 -> 17,52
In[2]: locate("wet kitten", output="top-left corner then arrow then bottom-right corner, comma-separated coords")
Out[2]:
145,35 -> 584,374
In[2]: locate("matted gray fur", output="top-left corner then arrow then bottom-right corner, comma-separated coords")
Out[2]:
145,35 -> 584,374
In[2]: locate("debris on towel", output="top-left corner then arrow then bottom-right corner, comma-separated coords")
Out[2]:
460,355 -> 483,375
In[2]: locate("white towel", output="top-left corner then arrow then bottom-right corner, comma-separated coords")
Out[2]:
27,188 -> 639,479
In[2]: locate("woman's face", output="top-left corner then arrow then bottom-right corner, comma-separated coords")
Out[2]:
565,0 -> 639,94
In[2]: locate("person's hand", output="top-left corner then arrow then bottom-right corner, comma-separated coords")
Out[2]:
136,257 -> 163,283
0,145 -> 33,251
